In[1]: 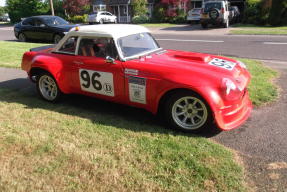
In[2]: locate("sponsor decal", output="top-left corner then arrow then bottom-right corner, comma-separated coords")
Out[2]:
208,58 -> 237,71
128,76 -> 146,104
79,69 -> 114,96
124,68 -> 138,76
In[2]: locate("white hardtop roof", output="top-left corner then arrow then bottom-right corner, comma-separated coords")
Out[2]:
69,24 -> 150,39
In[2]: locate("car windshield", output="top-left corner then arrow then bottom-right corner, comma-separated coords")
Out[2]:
118,32 -> 160,58
43,16 -> 69,26
204,3 -> 222,12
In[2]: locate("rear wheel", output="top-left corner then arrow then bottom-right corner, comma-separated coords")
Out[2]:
53,34 -> 62,44
18,33 -> 26,42
36,72 -> 62,102
164,91 -> 214,133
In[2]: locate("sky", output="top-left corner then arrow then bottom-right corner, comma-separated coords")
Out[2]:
0,0 -> 5,7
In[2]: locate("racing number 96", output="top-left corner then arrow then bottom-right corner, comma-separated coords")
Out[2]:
80,70 -> 102,90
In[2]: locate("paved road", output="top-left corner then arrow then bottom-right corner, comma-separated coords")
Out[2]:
1,24 -> 287,61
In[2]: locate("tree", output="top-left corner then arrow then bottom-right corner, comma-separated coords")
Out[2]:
132,0 -> 148,16
0,6 -> 7,16
63,0 -> 91,16
6,0 -> 49,23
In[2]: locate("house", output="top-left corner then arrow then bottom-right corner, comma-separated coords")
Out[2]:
92,0 -> 155,23
91,0 -> 246,23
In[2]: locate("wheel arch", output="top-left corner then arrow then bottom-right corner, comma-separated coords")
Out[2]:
29,67 -> 53,82
156,86 -> 223,121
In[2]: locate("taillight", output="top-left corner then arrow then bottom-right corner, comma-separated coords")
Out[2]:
221,8 -> 225,14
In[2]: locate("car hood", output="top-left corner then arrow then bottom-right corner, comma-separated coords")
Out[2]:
138,49 -> 250,87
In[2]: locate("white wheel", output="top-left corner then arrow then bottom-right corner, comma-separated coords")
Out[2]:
172,96 -> 208,130
37,73 -> 62,102
99,19 -> 103,24
164,91 -> 214,133
18,33 -> 26,42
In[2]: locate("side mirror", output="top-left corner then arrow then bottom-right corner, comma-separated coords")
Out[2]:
106,56 -> 116,64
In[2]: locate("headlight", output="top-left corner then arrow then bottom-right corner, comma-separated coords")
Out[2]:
237,60 -> 247,69
222,78 -> 237,95
63,32 -> 68,35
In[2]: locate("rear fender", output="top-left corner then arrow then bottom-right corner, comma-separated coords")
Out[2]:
29,55 -> 68,93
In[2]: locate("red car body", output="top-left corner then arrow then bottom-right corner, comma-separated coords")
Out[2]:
21,25 -> 252,132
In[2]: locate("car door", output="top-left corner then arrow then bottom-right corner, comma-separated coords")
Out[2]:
21,18 -> 35,39
72,37 -> 125,103
32,18 -> 47,40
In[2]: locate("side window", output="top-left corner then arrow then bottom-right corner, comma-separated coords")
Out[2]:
58,37 -> 78,54
78,37 -> 118,59
34,19 -> 44,27
22,18 -> 34,26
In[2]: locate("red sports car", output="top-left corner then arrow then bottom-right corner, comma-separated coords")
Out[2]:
21,24 -> 252,133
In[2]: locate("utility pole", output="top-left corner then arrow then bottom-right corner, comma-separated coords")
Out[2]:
49,0 -> 55,16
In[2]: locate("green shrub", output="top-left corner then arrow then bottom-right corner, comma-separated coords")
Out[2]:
68,14 -> 88,24
243,0 -> 270,25
169,9 -> 187,24
132,15 -> 149,24
152,6 -> 167,22
269,0 -> 287,26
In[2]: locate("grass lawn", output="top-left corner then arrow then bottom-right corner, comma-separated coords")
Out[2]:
230,24 -> 287,35
0,41 -> 279,191
0,41 -> 49,68
140,23 -> 178,28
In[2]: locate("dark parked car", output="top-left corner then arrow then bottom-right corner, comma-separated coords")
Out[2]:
14,15 -> 78,43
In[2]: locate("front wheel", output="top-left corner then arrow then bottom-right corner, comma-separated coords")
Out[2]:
164,91 -> 214,133
36,73 -> 62,102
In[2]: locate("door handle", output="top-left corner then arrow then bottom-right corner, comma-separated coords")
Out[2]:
73,61 -> 84,65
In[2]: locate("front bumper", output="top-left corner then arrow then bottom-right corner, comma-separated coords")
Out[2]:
214,89 -> 252,131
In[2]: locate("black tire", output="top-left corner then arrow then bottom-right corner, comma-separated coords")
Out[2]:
53,34 -> 62,44
18,33 -> 26,42
36,72 -> 62,103
89,22 -> 93,25
163,90 -> 214,133
201,23 -> 208,29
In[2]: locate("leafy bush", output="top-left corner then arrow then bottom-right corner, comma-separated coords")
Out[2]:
151,6 -> 167,22
169,9 -> 187,24
243,0 -> 265,25
269,0 -> 287,26
68,14 -> 88,24
132,15 -> 149,24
